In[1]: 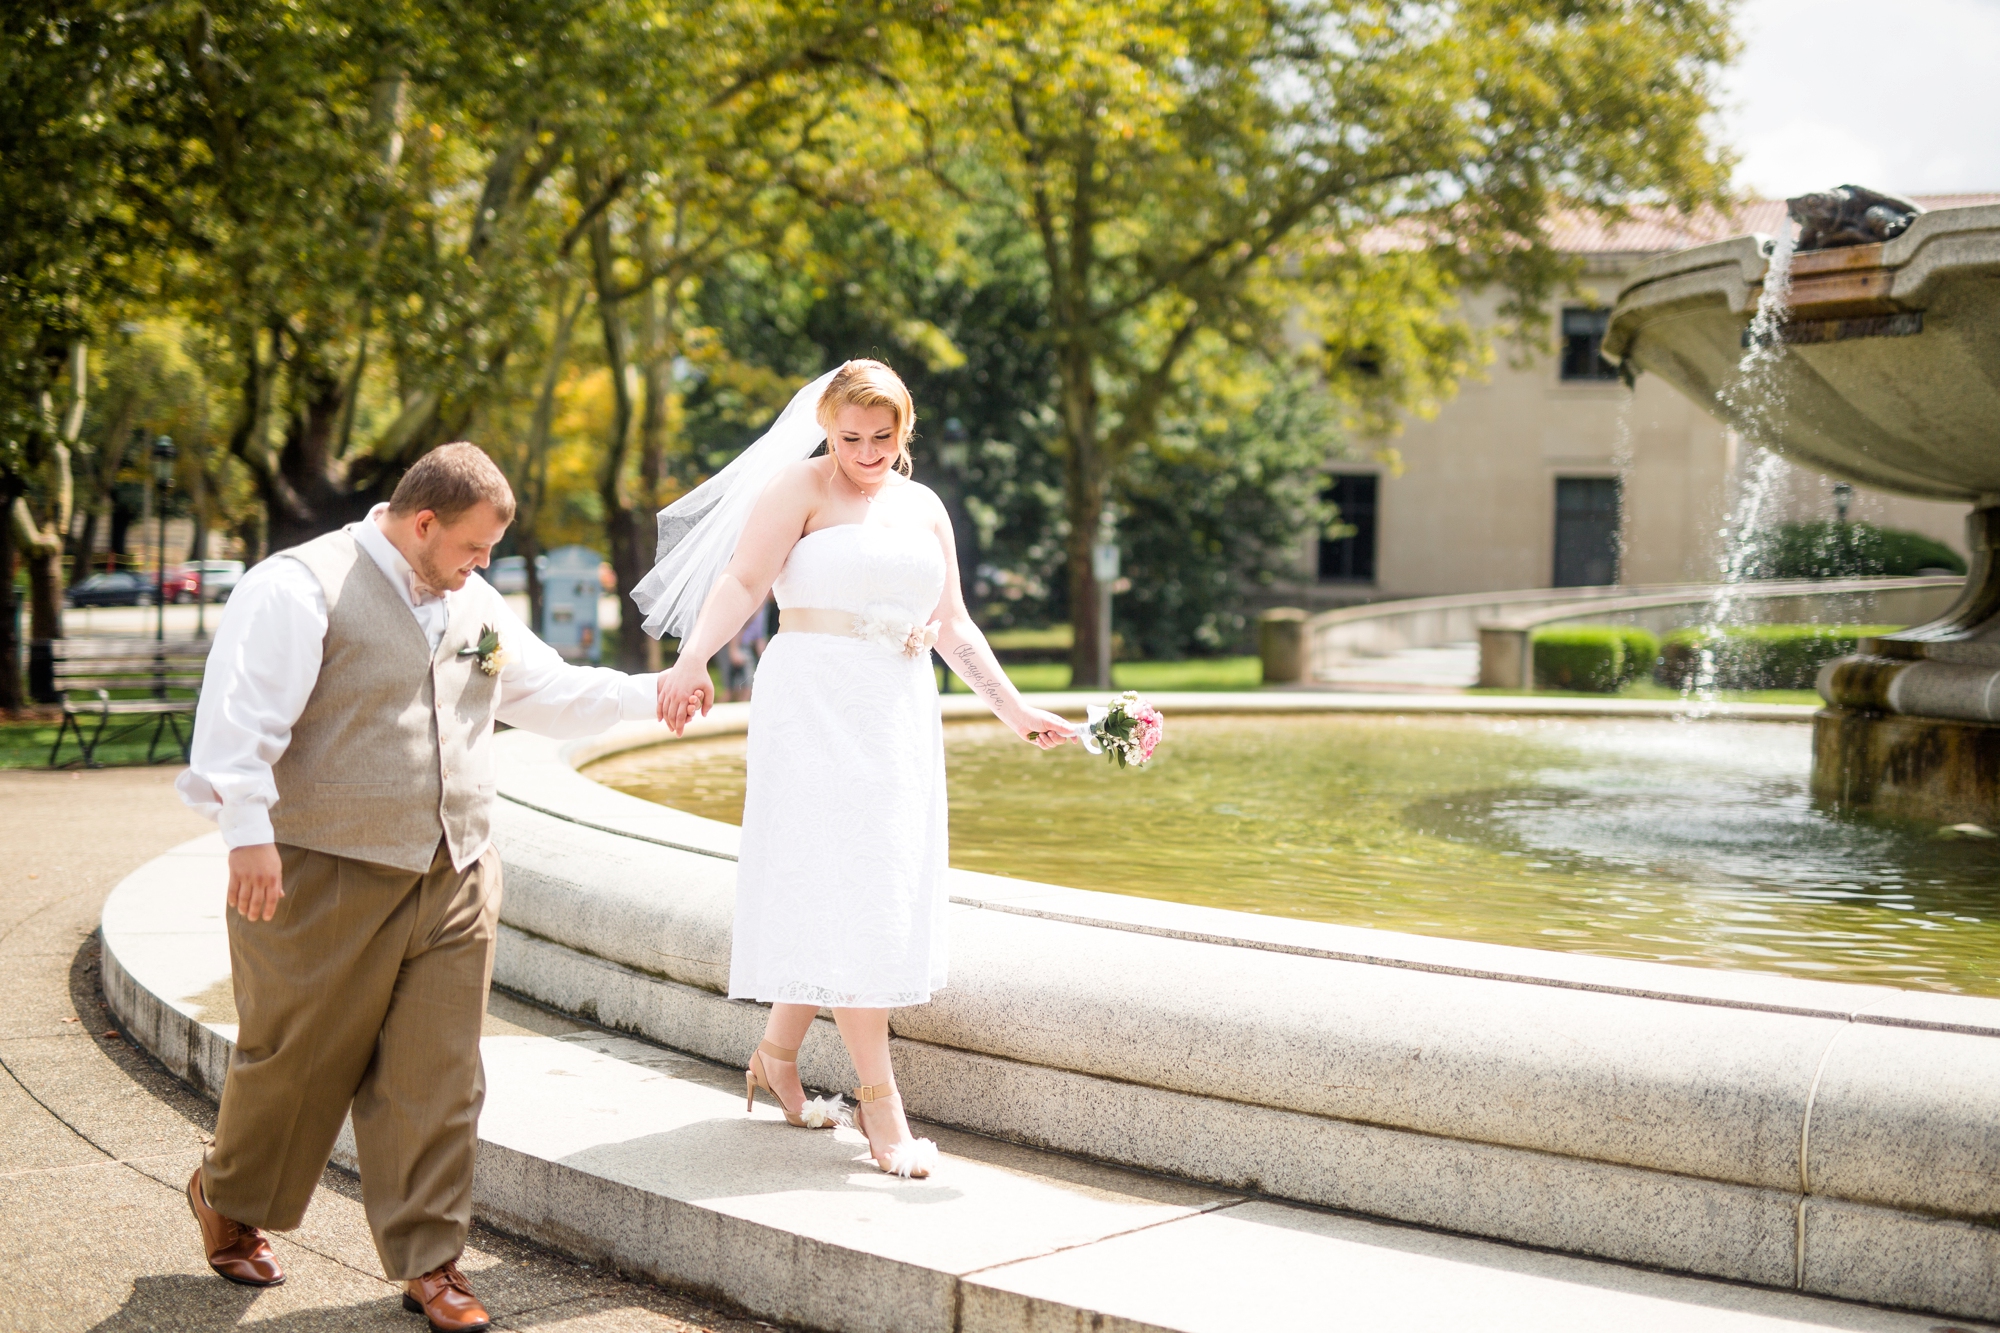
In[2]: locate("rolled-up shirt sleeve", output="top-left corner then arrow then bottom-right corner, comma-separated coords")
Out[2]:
174,559 -> 327,848
486,584 -> 657,736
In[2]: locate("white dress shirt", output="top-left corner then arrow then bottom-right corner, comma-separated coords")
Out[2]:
177,506 -> 657,851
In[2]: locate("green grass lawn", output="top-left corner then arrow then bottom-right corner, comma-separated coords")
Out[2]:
0,715 -> 190,770
958,656 -> 1266,694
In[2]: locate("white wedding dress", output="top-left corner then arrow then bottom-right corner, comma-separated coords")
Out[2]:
728,523 -> 950,1007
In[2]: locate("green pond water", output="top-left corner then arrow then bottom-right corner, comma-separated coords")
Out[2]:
585,713 -> 2000,997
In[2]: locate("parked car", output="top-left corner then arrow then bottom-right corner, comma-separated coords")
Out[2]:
162,564 -> 201,603
485,554 -> 546,595
189,559 -> 245,602
66,571 -> 155,607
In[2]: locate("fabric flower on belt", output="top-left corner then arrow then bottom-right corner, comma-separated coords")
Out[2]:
854,606 -> 941,659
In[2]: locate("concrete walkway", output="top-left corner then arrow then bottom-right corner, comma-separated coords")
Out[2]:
0,767 -> 777,1333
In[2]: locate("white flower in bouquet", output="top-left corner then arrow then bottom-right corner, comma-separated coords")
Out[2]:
1035,691 -> 1165,768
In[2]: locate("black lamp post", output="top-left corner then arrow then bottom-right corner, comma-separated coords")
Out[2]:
152,435 -> 176,643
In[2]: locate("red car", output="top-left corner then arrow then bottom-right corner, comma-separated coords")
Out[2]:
161,564 -> 202,603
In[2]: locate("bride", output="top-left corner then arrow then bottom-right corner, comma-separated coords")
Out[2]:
639,359 -> 1075,1177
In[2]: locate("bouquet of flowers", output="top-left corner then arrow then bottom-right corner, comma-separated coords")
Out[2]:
1034,691 -> 1165,768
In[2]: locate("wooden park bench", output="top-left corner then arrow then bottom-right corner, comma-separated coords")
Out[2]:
41,637 -> 209,768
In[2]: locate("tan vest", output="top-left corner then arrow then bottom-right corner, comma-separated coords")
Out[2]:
268,529 -> 499,873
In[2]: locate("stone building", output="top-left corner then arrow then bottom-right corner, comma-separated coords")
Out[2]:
1282,195 -> 2000,607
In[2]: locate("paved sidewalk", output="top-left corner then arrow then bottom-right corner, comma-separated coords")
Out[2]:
0,767 -> 780,1333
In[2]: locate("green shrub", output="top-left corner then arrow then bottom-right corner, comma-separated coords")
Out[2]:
1533,625 -> 1658,692
1656,624 -> 1901,690
1742,522 -> 1966,580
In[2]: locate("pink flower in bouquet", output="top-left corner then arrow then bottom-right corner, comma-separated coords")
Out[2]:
1132,703 -> 1164,761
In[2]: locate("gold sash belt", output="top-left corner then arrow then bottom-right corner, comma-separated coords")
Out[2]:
778,607 -> 941,659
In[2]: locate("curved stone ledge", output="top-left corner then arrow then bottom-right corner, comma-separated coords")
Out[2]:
100,848 -> 1982,1333
481,698 -> 2000,1322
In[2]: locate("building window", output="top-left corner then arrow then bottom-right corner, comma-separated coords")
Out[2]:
1318,474 -> 1378,582
1553,477 -> 1621,587
1559,307 -> 1620,382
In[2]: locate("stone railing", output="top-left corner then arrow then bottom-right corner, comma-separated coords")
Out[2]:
480,696 -> 2000,1325
1302,584 -> 1689,680
1470,577 -> 1962,688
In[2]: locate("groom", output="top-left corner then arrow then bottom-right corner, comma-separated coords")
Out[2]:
175,444 -> 658,1332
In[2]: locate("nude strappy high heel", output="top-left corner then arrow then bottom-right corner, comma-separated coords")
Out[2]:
851,1080 -> 938,1178
745,1040 -> 843,1128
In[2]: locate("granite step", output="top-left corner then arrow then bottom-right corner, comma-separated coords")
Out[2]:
100,834 -> 1982,1333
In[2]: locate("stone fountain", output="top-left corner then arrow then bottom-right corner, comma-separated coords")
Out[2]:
1604,190 -> 2000,823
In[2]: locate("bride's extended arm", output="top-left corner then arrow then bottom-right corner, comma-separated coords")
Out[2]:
657,469 -> 814,734
928,500 -> 1077,748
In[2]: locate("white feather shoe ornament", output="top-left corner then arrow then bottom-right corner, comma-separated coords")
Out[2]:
851,1080 -> 937,1179
884,1136 -> 940,1179
744,1040 -> 840,1130
799,1095 -> 847,1129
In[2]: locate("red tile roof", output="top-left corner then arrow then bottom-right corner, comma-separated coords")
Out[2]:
1552,194 -> 2000,254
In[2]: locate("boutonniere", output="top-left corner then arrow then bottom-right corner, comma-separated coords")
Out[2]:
457,624 -> 507,676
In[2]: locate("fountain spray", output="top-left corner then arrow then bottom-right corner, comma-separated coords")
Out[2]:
1688,226 -> 1798,702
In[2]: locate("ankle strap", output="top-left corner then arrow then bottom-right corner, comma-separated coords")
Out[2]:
852,1081 -> 897,1103
756,1040 -> 799,1062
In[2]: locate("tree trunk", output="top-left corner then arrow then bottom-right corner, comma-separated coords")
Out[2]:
584,190 -> 654,673
73,509 -> 101,580
14,494 -> 67,641
69,393 -> 136,581
265,345 -> 378,551
0,479 -> 21,712
629,219 -> 673,673
519,282 -> 586,638
18,339 -> 86,640
26,543 -> 63,641
1060,348 -> 1107,687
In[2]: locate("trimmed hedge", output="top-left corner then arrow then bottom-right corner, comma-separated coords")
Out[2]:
1742,521 -> 1965,579
1655,624 -> 1901,690
1532,625 -> 1661,693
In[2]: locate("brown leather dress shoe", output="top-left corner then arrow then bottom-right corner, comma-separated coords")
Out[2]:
402,1261 -> 491,1332
186,1167 -> 285,1287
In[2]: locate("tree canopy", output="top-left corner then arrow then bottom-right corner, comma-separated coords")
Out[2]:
2,0 -> 1737,704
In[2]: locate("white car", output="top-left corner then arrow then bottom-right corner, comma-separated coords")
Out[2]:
191,559 -> 245,602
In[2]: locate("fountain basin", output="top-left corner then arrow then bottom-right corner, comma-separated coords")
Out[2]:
1607,200 -> 2000,825
591,710 -> 2000,997
474,697 -> 2000,1323
1603,203 -> 2000,504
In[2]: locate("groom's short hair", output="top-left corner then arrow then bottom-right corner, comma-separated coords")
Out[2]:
388,443 -> 516,525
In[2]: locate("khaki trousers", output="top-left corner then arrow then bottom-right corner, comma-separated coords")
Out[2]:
202,840 -> 500,1281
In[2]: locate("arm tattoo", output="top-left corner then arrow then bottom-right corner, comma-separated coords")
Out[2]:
952,643 -> 1006,708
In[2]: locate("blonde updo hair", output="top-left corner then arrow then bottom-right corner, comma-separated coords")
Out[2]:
816,359 -> 916,477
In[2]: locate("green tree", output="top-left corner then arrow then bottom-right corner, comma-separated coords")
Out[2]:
566,1 -> 946,668
1116,364 -> 1343,658
1,3 -> 174,701
931,0 -> 1736,683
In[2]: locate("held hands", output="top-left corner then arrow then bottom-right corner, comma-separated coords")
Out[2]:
226,844 -> 285,922
1013,706 -> 1080,750
657,658 -> 715,737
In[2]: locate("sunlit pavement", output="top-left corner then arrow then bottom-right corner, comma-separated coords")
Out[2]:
0,766 -> 781,1333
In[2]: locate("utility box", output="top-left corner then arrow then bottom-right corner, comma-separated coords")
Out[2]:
540,545 -> 603,663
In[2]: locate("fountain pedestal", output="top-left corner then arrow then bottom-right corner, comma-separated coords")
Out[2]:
1815,504 -> 2000,822
1606,198 -> 2000,826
